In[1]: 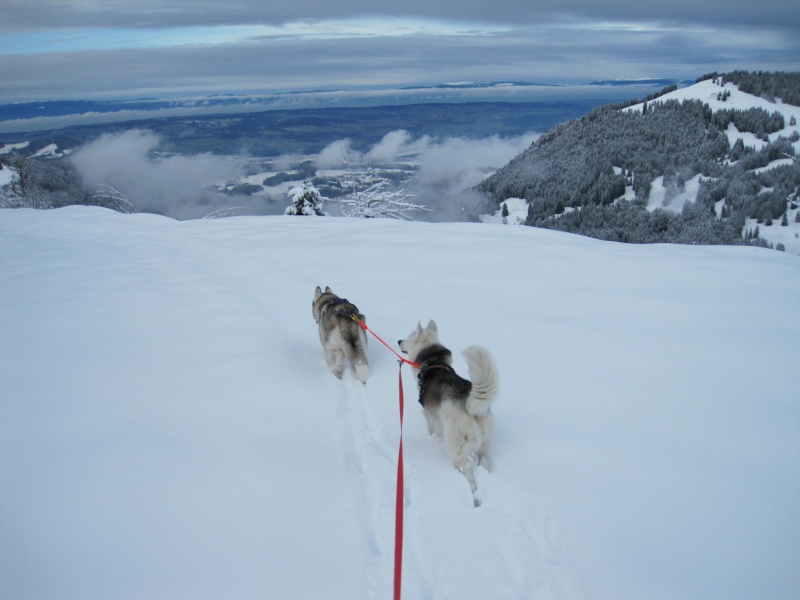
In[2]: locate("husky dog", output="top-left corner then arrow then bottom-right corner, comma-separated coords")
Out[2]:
399,320 -> 499,507
312,286 -> 370,383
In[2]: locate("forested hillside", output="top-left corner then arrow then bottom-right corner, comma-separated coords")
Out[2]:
477,72 -> 800,249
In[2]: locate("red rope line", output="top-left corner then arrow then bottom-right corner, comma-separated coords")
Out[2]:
352,316 -> 419,368
394,365 -> 405,600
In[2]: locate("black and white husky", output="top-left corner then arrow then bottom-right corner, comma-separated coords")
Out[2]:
312,286 -> 370,384
399,320 -> 499,507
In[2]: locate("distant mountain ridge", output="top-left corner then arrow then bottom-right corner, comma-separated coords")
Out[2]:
477,71 -> 800,252
589,78 -> 694,87
401,81 -> 564,89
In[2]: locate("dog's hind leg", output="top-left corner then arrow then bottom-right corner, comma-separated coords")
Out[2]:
443,407 -> 483,507
352,360 -> 369,384
476,411 -> 495,472
459,459 -> 481,507
327,348 -> 345,379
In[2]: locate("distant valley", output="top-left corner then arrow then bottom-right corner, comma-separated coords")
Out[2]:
0,101 -> 600,158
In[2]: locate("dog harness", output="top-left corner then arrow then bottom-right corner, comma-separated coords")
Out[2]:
416,361 -> 455,406
328,297 -> 362,319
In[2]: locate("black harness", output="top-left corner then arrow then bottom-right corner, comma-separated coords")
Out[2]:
328,297 -> 360,319
417,363 -> 454,406
414,344 -> 456,406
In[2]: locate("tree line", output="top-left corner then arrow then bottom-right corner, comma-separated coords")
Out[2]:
698,71 -> 800,107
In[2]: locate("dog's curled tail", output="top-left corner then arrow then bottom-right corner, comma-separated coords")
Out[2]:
463,345 -> 499,417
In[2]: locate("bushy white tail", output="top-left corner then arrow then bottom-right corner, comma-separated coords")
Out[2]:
463,345 -> 499,417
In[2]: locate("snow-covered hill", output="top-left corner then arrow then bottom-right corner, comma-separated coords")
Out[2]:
627,78 -> 800,155
481,75 -> 800,252
2,208 -> 799,600
627,78 -> 800,251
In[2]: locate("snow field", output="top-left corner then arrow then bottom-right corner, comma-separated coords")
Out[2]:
1,206 -> 799,600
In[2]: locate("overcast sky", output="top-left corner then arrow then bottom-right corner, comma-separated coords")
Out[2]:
1,0 -> 798,103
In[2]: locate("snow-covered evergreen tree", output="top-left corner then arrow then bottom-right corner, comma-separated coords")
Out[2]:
285,179 -> 326,216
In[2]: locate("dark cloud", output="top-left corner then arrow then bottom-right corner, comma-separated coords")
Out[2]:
3,0 -> 798,31
1,2 -> 797,103
3,25 -> 797,102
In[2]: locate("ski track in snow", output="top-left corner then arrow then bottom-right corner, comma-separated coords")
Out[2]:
335,374 -> 397,597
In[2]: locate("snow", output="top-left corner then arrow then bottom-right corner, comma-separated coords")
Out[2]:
1,207 -> 799,600
480,197 -> 529,225
753,157 -> 796,174
0,166 -> 13,187
646,174 -> 704,213
480,198 -> 528,225
0,141 -> 29,155
31,143 -> 63,158
743,205 -> 800,254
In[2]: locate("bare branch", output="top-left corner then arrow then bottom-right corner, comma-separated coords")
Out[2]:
203,206 -> 247,219
92,183 -> 139,214
330,165 -> 429,220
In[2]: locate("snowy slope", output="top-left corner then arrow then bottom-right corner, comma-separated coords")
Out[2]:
625,79 -> 800,252
1,207 -> 799,600
626,78 -> 800,150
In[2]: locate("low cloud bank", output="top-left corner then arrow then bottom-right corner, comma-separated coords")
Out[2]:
315,129 -> 537,221
68,128 -> 536,221
70,130 -> 250,220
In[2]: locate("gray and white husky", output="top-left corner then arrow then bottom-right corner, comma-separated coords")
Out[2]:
399,320 -> 499,507
312,286 -> 370,384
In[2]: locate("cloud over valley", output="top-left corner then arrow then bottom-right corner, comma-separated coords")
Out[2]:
66,127 -> 535,221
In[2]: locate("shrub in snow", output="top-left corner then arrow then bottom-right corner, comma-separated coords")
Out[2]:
331,167 -> 429,220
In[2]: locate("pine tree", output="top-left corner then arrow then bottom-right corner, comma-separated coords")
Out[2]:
285,179 -> 326,216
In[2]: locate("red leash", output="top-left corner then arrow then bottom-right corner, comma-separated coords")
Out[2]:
351,316 -> 415,599
394,364 -> 405,600
352,315 -> 419,369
